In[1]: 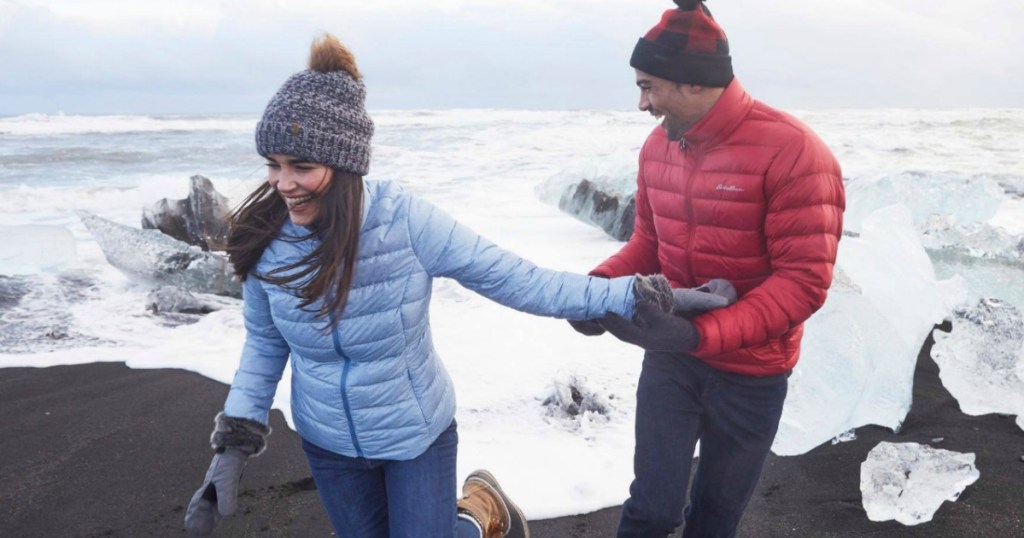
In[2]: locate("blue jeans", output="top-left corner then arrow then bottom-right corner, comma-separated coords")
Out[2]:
618,351 -> 788,538
302,420 -> 480,538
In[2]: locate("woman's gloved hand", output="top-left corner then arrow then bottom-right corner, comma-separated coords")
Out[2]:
184,413 -> 270,536
567,273 -> 674,337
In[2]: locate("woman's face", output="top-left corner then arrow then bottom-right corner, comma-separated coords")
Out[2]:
265,154 -> 333,226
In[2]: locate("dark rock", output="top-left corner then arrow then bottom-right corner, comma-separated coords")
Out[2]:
142,175 -> 231,251
557,179 -> 635,241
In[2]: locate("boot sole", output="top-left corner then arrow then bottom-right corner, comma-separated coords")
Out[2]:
466,469 -> 530,538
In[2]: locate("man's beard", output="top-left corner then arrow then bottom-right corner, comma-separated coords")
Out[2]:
652,110 -> 686,141
662,116 -> 687,141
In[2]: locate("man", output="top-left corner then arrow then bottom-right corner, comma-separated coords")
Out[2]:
569,1 -> 845,536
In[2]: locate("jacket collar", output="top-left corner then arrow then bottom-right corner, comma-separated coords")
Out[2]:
682,77 -> 753,149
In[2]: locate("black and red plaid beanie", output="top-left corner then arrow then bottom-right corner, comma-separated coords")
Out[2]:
630,0 -> 733,87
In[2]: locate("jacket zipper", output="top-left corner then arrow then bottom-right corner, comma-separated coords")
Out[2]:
684,140 -> 701,286
332,327 -> 364,458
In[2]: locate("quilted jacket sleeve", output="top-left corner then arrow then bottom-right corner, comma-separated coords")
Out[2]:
223,275 -> 291,424
406,195 -> 636,320
591,142 -> 662,278
692,133 -> 845,358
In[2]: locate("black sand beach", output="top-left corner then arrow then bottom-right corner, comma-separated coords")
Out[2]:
2,327 -> 1022,537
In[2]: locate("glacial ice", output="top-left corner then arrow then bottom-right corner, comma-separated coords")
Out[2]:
540,374 -> 614,441
931,298 -> 1024,431
535,154 -> 639,240
772,205 -> 965,455
534,153 -> 638,207
141,175 -> 231,251
79,211 -> 240,297
843,172 -> 1006,233
919,218 -> 1024,311
0,225 -> 77,276
860,442 -> 979,526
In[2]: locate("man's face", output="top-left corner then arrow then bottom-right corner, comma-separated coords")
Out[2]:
635,69 -> 704,140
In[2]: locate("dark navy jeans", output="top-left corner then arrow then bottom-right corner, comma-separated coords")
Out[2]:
302,419 -> 479,538
618,351 -> 789,538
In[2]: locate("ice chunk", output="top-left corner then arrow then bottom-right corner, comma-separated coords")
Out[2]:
831,429 -> 857,445
919,218 -> 1024,311
141,175 -> 231,251
78,211 -> 240,297
920,216 -> 1024,261
844,172 -> 1005,233
534,153 -> 638,206
535,154 -> 639,240
931,298 -> 1024,431
993,173 -> 1024,198
0,225 -> 77,276
773,205 -> 965,455
860,442 -> 979,526
146,286 -> 219,315
541,374 -> 614,440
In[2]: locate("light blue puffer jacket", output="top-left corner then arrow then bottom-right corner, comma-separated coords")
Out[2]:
223,179 -> 636,460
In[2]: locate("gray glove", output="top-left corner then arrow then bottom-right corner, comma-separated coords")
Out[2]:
184,447 -> 250,536
185,413 -> 270,536
673,278 -> 737,318
567,274 -> 673,337
600,297 -> 700,352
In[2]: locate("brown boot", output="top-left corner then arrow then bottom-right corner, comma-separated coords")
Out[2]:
456,469 -> 530,538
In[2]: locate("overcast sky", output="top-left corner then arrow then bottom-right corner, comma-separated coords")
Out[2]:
1,0 -> 1022,115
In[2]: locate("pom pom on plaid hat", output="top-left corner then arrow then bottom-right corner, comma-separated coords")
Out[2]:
255,34 -> 374,176
630,0 -> 734,87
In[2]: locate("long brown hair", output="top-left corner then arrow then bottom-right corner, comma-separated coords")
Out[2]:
227,170 -> 363,324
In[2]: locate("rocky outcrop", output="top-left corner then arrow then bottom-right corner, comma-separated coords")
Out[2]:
142,175 -> 231,251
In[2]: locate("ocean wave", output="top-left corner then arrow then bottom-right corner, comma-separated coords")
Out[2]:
2,147 -> 156,166
0,113 -> 256,136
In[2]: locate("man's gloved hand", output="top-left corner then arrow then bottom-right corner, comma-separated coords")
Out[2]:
568,318 -> 606,336
600,301 -> 700,352
673,278 -> 737,318
185,413 -> 270,536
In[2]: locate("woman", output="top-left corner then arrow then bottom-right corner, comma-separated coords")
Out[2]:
183,34 -> 673,538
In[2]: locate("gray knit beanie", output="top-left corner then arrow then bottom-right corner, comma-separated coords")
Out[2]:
255,35 -> 374,176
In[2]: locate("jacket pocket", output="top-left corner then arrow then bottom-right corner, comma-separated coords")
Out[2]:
406,367 -> 431,425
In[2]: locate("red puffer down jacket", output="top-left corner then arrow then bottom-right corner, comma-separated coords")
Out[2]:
592,79 -> 845,376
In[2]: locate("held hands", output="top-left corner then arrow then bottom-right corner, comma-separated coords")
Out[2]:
184,413 -> 270,536
567,274 -> 674,337
600,277 -> 736,352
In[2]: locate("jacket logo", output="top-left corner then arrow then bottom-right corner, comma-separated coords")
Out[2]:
716,184 -> 745,193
